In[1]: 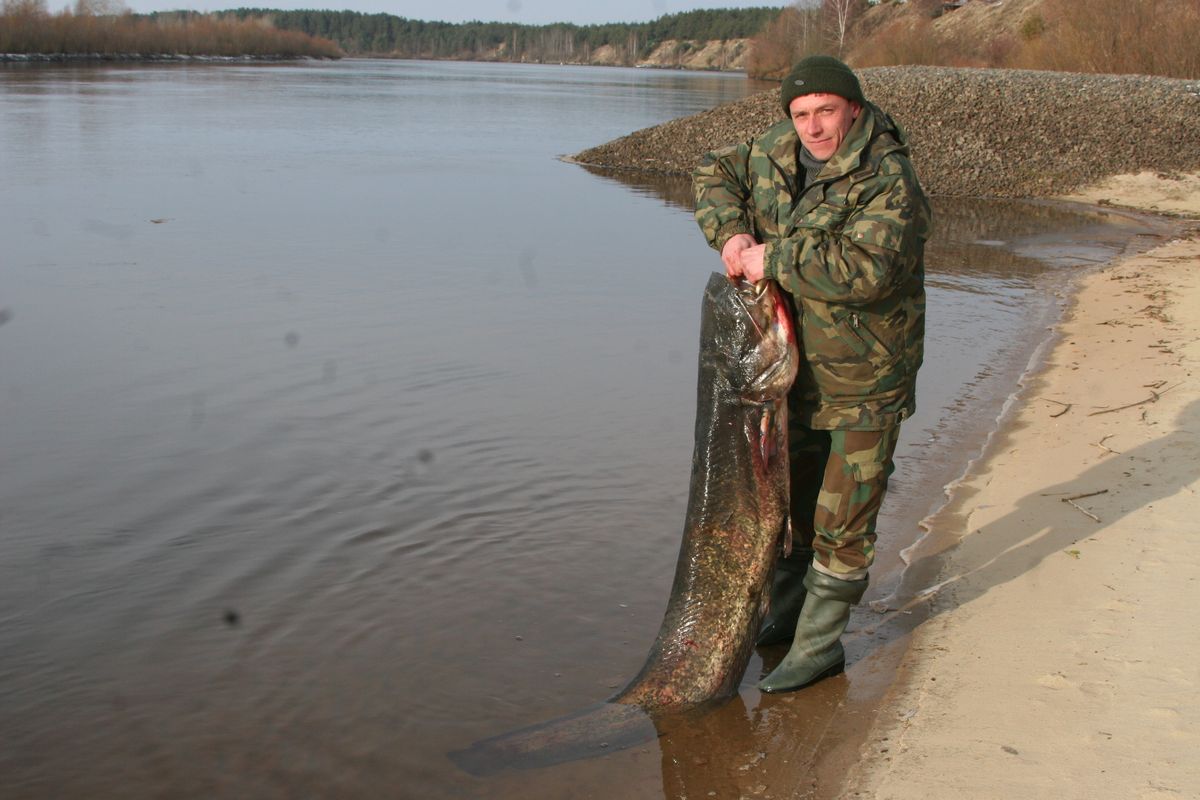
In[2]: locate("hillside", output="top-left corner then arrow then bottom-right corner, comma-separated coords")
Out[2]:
637,38 -> 750,70
851,0 -> 1042,52
846,0 -> 1043,67
845,0 -> 1197,77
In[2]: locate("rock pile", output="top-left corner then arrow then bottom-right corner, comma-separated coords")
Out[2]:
572,66 -> 1200,198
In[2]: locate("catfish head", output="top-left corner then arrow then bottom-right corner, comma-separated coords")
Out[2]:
700,274 -> 798,404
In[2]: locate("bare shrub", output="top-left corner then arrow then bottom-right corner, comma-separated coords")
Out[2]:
74,0 -> 125,16
1019,13 -> 1046,41
823,0 -> 863,57
2,0 -> 45,15
983,33 -> 1018,67
747,3 -> 826,80
851,16 -> 972,68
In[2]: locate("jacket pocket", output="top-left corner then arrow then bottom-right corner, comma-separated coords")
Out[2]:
843,311 -> 896,360
804,307 -> 907,396
830,309 -> 897,362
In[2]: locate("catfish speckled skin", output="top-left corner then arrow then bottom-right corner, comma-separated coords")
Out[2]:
449,275 -> 798,775
614,274 -> 797,710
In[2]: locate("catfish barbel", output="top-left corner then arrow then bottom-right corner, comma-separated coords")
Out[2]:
450,274 -> 798,775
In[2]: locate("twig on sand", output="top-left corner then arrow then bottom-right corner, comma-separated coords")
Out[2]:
1042,398 -> 1072,418
1087,383 -> 1180,416
1045,490 -> 1108,522
1063,498 -> 1102,523
1055,489 -> 1108,522
1093,435 -> 1120,456
1061,489 -> 1109,502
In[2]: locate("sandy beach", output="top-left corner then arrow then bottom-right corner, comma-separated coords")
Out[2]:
840,173 -> 1200,799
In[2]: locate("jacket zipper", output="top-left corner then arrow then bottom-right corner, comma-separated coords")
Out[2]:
847,312 -> 895,358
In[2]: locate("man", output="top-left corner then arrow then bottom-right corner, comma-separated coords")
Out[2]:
692,55 -> 930,693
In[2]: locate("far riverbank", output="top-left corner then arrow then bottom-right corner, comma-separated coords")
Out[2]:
0,11 -> 341,59
0,53 -> 334,62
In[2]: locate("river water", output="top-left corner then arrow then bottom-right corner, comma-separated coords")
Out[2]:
0,60 -> 1170,799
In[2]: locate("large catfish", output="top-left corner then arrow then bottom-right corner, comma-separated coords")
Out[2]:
450,274 -> 798,775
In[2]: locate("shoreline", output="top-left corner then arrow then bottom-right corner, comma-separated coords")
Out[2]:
0,53 -> 743,69
835,178 -> 1200,798
554,158 -> 1184,796
895,196 -> 1188,584
793,188 -> 1194,799
562,154 -> 1196,797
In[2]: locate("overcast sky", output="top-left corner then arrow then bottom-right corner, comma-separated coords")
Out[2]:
121,0 -> 792,24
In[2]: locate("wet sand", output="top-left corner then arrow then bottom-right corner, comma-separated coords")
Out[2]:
839,172 -> 1200,799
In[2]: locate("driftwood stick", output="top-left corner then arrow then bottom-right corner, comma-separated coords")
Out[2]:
1062,489 -> 1109,502
1087,383 -> 1180,416
1093,435 -> 1120,455
1064,498 -> 1101,523
1042,398 -> 1073,418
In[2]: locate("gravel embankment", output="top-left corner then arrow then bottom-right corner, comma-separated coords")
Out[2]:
572,66 -> 1200,197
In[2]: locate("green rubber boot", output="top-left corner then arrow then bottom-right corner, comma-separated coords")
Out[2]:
758,567 -> 868,694
756,549 -> 814,647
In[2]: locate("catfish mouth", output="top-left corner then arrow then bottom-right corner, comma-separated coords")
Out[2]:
744,346 -> 796,402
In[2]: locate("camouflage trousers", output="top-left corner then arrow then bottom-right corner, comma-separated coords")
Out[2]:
782,414 -> 901,582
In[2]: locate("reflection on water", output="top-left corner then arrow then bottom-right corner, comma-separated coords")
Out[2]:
581,163 -> 1169,278
0,60 -> 1178,800
577,163 -> 701,210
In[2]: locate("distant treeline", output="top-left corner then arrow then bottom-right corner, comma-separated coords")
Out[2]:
203,6 -> 781,60
0,0 -> 341,58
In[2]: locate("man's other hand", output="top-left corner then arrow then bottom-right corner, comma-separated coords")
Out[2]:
720,234 -> 757,280
738,244 -> 766,283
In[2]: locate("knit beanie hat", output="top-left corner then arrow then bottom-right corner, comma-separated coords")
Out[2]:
780,55 -> 865,114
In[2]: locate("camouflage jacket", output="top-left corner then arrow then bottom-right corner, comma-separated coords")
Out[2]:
692,102 -> 930,430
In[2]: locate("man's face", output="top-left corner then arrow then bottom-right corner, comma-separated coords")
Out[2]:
788,93 -> 861,161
